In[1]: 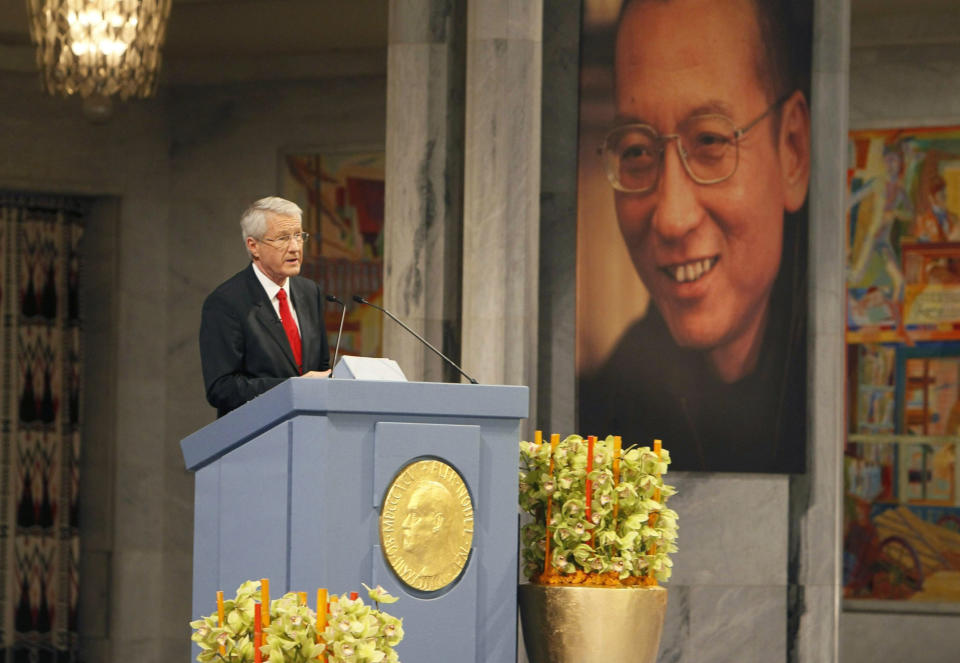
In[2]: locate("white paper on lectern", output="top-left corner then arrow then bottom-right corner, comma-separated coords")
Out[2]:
331,356 -> 408,381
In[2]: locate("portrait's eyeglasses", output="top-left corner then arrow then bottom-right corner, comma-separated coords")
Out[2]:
599,94 -> 789,194
259,232 -> 310,247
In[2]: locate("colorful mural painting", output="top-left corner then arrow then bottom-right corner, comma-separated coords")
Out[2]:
845,127 -> 960,607
280,151 -> 385,359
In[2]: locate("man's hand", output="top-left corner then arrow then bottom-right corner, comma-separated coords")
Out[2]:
302,370 -> 331,378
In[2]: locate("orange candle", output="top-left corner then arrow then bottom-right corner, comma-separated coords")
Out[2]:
613,436 -> 622,483
534,429 -> 542,447
299,592 -> 308,605
260,578 -> 270,627
612,436 -> 622,523
649,440 -> 662,528
216,590 -> 226,656
586,435 -> 595,547
585,436 -> 595,517
653,439 -> 662,499
315,589 -> 327,631
543,433 -> 560,576
647,439 -> 664,585
254,603 -> 263,663
316,588 -> 327,661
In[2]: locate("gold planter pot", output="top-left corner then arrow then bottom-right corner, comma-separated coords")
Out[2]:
518,583 -> 667,663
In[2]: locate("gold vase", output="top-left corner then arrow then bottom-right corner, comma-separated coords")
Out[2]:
518,583 -> 668,663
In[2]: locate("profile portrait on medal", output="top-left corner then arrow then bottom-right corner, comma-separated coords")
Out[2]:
401,480 -> 460,578
380,460 -> 474,592
577,0 -> 813,473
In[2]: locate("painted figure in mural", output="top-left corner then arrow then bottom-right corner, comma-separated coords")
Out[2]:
199,196 -> 331,417
580,0 -> 812,472
928,176 -> 960,242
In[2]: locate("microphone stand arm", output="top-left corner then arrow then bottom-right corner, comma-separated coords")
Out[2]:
354,296 -> 478,384
325,295 -> 347,371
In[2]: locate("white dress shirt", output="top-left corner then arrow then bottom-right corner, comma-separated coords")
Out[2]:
251,262 -> 301,334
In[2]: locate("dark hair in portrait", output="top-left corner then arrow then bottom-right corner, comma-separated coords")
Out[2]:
577,0 -> 812,473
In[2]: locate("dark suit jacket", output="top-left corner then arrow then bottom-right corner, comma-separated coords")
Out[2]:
199,264 -> 331,417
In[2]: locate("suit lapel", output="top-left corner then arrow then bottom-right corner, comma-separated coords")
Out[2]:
290,277 -> 317,368
246,266 -> 299,373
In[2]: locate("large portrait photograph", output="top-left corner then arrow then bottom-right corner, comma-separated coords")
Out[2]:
576,0 -> 813,473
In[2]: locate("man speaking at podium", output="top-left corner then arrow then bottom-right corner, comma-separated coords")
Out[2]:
200,197 -> 331,417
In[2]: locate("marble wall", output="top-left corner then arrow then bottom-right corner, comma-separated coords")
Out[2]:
383,0 -> 466,383
0,70 -> 387,663
77,197 -> 120,663
0,72 -> 173,663
537,0 -> 578,434
461,0 -> 543,403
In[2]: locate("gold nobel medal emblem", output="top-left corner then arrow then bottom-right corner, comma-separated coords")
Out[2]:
379,459 -> 474,592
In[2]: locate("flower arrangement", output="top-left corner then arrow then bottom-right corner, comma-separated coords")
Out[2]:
519,433 -> 678,586
190,580 -> 404,663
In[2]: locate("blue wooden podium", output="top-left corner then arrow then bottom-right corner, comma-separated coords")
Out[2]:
181,377 -> 528,663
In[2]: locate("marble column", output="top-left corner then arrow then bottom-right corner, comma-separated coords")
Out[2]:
537,0 -> 579,433
383,0 -> 466,382
461,0 -> 542,402
78,198 -> 120,662
789,0 -> 849,661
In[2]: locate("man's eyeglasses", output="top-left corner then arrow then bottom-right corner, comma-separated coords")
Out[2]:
258,232 -> 310,248
600,94 -> 789,194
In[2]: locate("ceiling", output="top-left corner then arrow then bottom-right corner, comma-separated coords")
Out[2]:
0,0 -> 388,84
850,0 -> 959,14
163,0 -> 385,57
0,0 -> 957,85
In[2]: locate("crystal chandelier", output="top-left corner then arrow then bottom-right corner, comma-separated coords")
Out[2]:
26,0 -> 172,102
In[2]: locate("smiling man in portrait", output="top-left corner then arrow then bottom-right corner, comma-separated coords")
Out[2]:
579,0 -> 811,472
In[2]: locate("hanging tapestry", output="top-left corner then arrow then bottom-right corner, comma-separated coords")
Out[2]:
0,193 -> 84,663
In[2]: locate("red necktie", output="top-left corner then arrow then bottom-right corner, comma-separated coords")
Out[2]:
276,288 -> 302,373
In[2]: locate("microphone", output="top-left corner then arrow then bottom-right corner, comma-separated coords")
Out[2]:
352,295 -> 478,384
325,294 -> 346,371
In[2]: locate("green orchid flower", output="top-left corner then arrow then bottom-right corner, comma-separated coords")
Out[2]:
561,498 -> 585,518
518,434 -> 678,582
379,615 -> 404,646
191,582 -> 403,663
354,640 -> 386,663
362,583 -> 399,606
